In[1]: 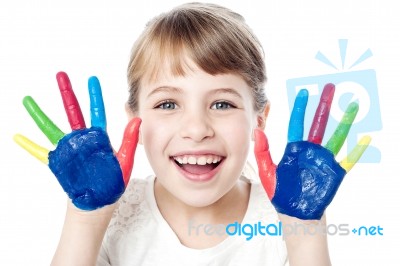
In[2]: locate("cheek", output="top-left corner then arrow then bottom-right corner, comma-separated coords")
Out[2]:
140,116 -> 172,157
216,115 -> 252,154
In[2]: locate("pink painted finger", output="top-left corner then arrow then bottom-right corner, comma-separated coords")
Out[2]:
254,129 -> 276,200
308,83 -> 335,144
117,117 -> 142,186
56,72 -> 86,130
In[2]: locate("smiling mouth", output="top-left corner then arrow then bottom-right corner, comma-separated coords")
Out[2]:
172,155 -> 224,175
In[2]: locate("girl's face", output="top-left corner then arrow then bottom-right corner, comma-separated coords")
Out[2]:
136,62 -> 260,207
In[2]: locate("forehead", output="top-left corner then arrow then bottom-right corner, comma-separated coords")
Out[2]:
142,60 -> 248,92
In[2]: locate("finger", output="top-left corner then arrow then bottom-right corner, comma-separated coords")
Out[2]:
308,83 -> 335,144
23,96 -> 65,145
340,135 -> 371,172
288,89 -> 308,142
254,129 -> 276,200
13,134 -> 49,164
56,71 -> 86,130
88,76 -> 106,130
325,102 -> 359,156
117,117 -> 142,186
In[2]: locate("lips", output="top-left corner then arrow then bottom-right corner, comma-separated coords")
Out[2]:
171,153 -> 225,181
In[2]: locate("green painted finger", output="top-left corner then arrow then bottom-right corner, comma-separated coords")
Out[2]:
325,102 -> 359,156
23,96 -> 65,145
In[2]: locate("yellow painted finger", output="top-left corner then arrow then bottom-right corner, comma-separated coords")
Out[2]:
340,135 -> 371,172
13,134 -> 49,164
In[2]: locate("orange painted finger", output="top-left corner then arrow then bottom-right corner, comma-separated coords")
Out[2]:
254,129 -> 276,200
117,117 -> 142,186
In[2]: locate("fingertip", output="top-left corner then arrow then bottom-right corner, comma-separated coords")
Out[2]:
348,101 -> 359,112
88,76 -> 100,89
13,133 -> 23,144
56,71 -> 68,80
22,95 -> 32,103
254,128 -> 269,153
321,83 -> 335,102
128,117 -> 142,130
124,118 -> 141,139
297,88 -> 309,98
88,75 -> 99,82
324,83 -> 335,90
56,71 -> 72,91
359,135 -> 372,146
22,96 -> 34,108
121,117 -> 142,147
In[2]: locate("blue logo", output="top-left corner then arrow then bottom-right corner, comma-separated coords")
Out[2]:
286,39 -> 382,162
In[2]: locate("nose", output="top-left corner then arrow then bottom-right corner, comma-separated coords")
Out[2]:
179,110 -> 214,142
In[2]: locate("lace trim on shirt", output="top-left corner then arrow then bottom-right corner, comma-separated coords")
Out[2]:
106,178 -> 151,241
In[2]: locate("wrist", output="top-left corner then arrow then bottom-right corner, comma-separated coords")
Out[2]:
52,201 -> 117,265
65,200 -> 117,225
278,213 -> 331,266
278,213 -> 328,241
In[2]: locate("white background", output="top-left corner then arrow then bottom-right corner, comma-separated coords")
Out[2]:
0,0 -> 399,265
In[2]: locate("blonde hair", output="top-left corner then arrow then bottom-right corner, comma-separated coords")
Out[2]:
127,2 -> 268,113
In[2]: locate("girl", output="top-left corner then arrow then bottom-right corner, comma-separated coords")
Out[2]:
15,2 -> 368,265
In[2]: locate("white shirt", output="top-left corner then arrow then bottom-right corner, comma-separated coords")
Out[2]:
97,175 -> 288,266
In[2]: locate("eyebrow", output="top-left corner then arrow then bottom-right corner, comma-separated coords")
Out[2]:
146,86 -> 182,99
146,86 -> 243,99
210,88 -> 243,99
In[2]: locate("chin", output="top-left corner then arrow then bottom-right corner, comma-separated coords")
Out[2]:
178,193 -> 222,208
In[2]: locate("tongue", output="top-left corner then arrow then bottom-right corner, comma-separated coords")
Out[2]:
181,164 -> 215,175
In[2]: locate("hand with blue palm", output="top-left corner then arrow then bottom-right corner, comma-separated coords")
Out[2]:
14,72 -> 141,211
254,84 -> 370,220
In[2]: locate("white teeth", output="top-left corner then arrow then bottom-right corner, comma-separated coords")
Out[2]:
197,157 -> 207,165
173,155 -> 222,165
187,157 -> 197,164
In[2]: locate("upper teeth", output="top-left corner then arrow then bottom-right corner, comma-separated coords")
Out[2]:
173,155 -> 222,165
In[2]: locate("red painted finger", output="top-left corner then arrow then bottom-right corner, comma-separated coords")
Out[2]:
254,129 -> 276,200
308,83 -> 335,144
56,72 -> 86,130
117,117 -> 142,186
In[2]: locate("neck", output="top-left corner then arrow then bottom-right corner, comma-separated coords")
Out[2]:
154,177 -> 251,249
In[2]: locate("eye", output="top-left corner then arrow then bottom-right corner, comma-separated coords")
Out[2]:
211,101 -> 235,110
156,101 -> 177,110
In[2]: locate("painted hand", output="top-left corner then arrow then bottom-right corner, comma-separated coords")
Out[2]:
254,84 -> 370,220
14,72 -> 141,211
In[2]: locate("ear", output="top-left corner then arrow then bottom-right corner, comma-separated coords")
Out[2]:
252,101 -> 270,141
125,103 -> 143,145
257,101 -> 270,130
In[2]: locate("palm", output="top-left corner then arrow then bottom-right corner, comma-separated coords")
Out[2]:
49,128 -> 124,210
255,84 -> 370,220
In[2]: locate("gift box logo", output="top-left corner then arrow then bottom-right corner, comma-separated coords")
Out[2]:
286,39 -> 381,163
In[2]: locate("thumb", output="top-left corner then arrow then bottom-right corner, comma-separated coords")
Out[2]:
117,117 -> 142,186
254,129 -> 276,200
